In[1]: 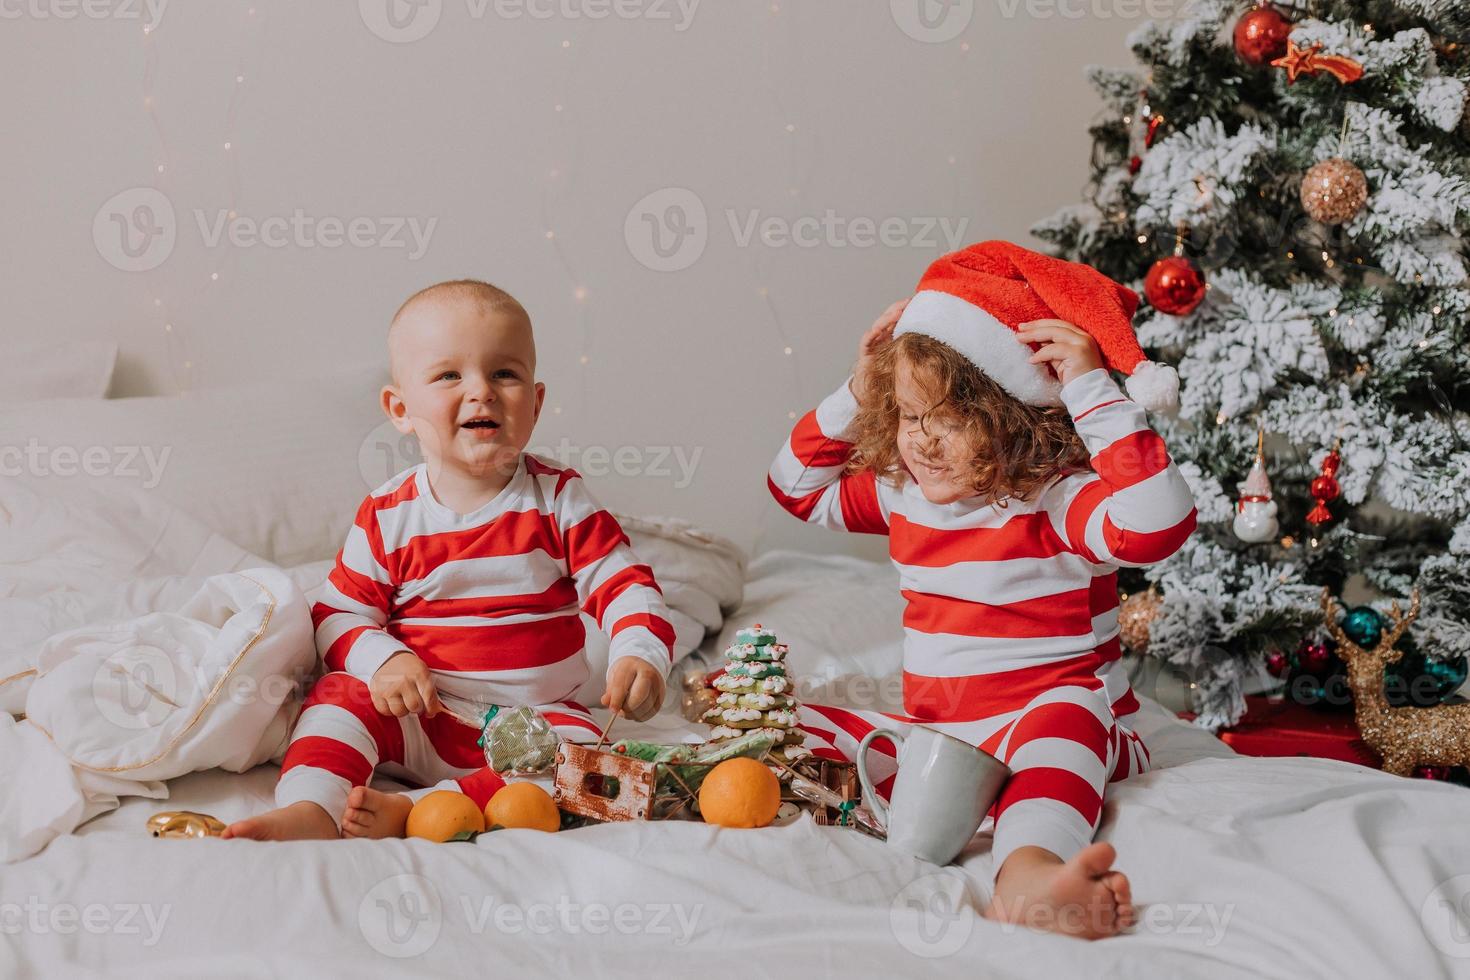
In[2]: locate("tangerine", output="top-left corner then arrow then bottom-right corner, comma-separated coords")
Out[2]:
405,790 -> 486,842
485,782 -> 561,833
698,757 -> 781,828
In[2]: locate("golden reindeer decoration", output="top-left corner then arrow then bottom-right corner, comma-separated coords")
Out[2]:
1320,588 -> 1470,776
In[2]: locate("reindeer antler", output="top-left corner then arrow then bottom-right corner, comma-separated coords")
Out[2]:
1320,589 -> 1360,656
1380,588 -> 1422,651
1319,587 -> 1421,659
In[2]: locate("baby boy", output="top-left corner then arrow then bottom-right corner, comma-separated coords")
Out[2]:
225,280 -> 673,840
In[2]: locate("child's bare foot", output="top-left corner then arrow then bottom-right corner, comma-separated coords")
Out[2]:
221,801 -> 339,841
985,842 -> 1135,940
341,785 -> 415,839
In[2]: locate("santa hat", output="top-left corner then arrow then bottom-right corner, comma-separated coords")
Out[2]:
893,240 -> 1180,413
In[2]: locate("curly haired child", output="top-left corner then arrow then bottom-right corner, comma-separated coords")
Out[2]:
768,241 -> 1197,939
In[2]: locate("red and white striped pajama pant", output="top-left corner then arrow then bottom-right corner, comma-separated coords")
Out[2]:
798,682 -> 1149,872
275,672 -> 604,822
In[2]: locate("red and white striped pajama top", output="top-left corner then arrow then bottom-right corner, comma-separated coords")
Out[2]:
276,453 -> 676,818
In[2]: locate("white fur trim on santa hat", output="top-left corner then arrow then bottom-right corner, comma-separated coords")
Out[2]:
893,290 -> 1062,407
1124,360 -> 1180,414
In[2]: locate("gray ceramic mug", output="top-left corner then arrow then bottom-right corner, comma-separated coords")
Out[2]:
856,724 -> 1011,866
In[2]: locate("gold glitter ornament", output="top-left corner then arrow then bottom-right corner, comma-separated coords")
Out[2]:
679,667 -> 718,722
147,810 -> 226,838
1321,588 -> 1470,776
1300,158 -> 1369,225
1119,589 -> 1163,655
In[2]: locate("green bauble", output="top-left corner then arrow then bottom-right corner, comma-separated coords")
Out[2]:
1384,635 -> 1469,707
1340,606 -> 1385,648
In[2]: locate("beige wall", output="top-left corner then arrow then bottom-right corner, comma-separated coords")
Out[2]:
2,0 -> 1152,555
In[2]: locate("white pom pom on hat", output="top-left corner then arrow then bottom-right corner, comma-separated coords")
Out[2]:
1124,360 -> 1181,414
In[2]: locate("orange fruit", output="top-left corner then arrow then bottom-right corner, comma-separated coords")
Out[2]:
405,790 -> 485,842
485,782 -> 561,833
698,757 -> 782,829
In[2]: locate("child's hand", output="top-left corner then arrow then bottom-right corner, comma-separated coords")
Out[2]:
369,650 -> 444,718
601,659 -> 665,722
851,299 -> 909,401
1016,319 -> 1104,387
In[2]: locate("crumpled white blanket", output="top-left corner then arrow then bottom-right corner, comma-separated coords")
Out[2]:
0,568 -> 314,862
0,478 -> 747,861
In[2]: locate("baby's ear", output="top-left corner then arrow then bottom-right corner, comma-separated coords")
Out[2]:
381,385 -> 414,434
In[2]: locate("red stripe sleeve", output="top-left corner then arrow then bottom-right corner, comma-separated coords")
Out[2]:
1090,430 -> 1171,491
609,612 -> 677,656
1101,509 -> 1198,565
838,471 -> 887,534
320,623 -> 373,674
1063,481 -> 1109,563
564,511 -> 631,577
581,563 -> 661,622
787,411 -> 852,468
328,561 -> 393,613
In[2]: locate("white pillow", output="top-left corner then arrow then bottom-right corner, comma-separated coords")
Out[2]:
0,363 -> 391,567
1,341 -> 117,402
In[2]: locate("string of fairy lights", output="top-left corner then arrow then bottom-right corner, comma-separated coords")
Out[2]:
133,3 -> 983,423
539,28 -> 588,422
138,5 -> 263,394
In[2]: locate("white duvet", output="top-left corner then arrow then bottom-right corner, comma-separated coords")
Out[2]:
4,484 -> 1470,978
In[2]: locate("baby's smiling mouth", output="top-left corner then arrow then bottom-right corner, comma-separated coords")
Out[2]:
461,418 -> 501,431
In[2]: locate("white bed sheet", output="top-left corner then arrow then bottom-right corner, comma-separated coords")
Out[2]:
7,550 -> 1470,978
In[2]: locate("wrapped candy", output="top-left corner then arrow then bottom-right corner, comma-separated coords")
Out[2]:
478,705 -> 561,775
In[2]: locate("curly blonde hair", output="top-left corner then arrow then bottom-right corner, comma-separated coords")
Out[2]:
848,332 -> 1091,504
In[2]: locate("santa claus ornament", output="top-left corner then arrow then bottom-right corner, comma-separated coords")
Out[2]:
1233,430 -> 1279,543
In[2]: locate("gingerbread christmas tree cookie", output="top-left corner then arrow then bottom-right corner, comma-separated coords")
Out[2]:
703,624 -> 810,762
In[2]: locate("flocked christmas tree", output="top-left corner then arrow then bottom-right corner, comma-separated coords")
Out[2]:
1035,0 -> 1470,728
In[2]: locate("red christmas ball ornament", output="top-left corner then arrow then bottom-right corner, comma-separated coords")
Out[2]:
1306,446 -> 1343,526
1144,255 -> 1207,316
1265,649 -> 1290,678
1234,4 -> 1292,66
1129,155 -> 1143,175
1297,639 -> 1333,674
1414,765 -> 1452,780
